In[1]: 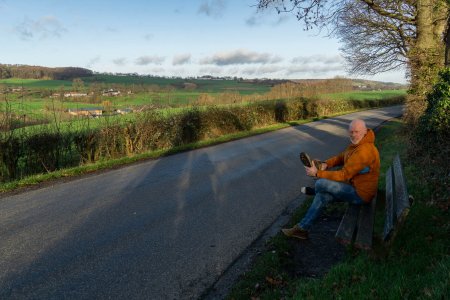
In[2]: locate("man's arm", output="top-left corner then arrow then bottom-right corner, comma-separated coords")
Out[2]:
305,152 -> 342,177
324,152 -> 345,168
314,146 -> 372,181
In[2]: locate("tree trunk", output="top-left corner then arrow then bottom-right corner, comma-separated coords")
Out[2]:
445,17 -> 450,66
405,0 -> 448,125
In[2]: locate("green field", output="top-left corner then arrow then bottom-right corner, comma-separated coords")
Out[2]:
0,78 -> 73,89
0,75 -> 407,132
0,75 -> 273,94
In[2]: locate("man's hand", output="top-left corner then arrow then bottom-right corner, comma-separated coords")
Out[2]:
305,164 -> 318,177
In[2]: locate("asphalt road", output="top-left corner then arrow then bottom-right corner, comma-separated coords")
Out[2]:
0,106 -> 403,299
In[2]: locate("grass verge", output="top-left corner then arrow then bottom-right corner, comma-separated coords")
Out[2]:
226,118 -> 450,299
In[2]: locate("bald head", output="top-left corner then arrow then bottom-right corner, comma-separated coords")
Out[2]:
349,119 -> 367,144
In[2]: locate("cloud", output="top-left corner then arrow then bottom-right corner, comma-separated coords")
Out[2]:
274,15 -> 290,26
112,57 -> 127,66
86,56 -> 101,68
241,65 -> 284,76
246,12 -> 289,27
135,55 -> 165,65
200,49 -> 282,66
286,64 -> 345,75
286,55 -> 346,75
106,27 -> 118,33
198,0 -> 226,18
291,54 -> 344,65
144,33 -> 154,41
14,16 -> 67,40
172,53 -> 191,65
245,16 -> 258,27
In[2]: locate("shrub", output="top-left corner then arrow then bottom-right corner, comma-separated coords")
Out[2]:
412,68 -> 450,205
416,68 -> 450,144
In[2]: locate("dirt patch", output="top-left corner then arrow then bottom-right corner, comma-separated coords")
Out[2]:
285,210 -> 347,278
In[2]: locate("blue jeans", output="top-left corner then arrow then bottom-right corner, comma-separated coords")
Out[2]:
298,178 -> 364,231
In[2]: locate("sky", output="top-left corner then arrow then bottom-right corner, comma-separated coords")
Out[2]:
0,0 -> 407,83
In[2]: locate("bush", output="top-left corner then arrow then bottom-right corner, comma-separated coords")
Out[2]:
416,68 -> 450,144
412,67 -> 450,205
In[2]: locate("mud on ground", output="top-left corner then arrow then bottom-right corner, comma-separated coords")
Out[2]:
285,209 -> 347,278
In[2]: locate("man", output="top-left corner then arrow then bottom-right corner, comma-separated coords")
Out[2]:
282,119 -> 380,240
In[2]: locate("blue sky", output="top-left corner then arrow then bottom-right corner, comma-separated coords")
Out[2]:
0,0 -> 406,83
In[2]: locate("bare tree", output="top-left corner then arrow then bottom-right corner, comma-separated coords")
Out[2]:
257,0 -> 449,123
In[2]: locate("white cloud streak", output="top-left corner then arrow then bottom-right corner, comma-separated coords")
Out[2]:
200,49 -> 282,66
86,56 -> 101,68
291,54 -> 345,65
135,55 -> 166,65
172,53 -> 191,65
198,0 -> 226,18
112,57 -> 127,66
14,15 -> 67,40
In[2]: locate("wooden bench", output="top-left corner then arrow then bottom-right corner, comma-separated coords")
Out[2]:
335,154 -> 413,250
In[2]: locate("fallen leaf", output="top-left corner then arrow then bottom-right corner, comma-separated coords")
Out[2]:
265,276 -> 283,286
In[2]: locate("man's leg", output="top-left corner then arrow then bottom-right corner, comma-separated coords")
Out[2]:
300,179 -> 364,230
298,188 -> 334,230
283,179 -> 363,239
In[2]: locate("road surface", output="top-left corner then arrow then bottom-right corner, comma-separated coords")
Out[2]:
0,106 -> 403,299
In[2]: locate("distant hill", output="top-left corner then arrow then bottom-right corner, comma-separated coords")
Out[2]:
0,63 -> 407,91
291,78 -> 407,90
0,64 -> 93,80
350,78 -> 407,90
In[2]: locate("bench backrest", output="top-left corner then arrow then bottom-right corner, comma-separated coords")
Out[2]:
383,154 -> 411,242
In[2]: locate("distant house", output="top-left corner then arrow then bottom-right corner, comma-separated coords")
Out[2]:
115,108 -> 133,115
64,92 -> 88,98
68,107 -> 103,117
102,89 -> 121,96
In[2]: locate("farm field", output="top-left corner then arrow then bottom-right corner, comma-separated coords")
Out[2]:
1,89 -> 407,129
0,75 -> 274,94
0,75 -> 407,133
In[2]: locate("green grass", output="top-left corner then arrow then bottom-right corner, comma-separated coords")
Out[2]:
0,78 -> 73,89
0,75 -> 272,94
226,118 -> 449,299
323,89 -> 407,101
80,74 -> 272,94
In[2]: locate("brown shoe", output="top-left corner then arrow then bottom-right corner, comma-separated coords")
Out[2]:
300,152 -> 322,170
281,225 -> 309,240
299,152 -> 313,167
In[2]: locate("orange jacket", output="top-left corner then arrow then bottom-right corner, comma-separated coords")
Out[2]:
316,129 -> 380,203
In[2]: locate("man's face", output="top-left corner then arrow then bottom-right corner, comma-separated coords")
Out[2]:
349,122 -> 367,144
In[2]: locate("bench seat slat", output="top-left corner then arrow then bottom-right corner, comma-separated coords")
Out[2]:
335,204 -> 360,245
393,155 -> 411,221
383,166 -> 394,241
384,154 -> 411,243
354,197 -> 377,250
